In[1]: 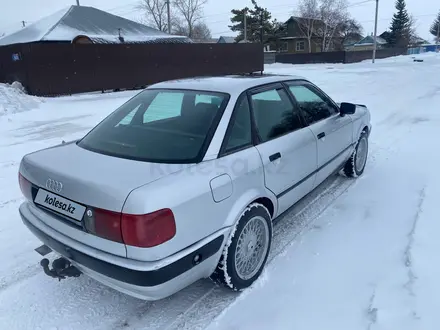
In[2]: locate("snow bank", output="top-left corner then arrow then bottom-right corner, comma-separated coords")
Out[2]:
0,82 -> 42,116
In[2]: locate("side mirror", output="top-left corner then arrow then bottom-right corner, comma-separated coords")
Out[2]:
340,102 -> 356,116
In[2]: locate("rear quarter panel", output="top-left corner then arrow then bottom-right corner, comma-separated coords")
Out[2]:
123,147 -> 276,261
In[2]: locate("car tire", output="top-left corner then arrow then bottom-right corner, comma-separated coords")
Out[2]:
343,130 -> 369,178
210,203 -> 272,291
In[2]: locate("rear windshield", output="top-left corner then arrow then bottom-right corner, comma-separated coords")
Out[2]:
78,89 -> 230,163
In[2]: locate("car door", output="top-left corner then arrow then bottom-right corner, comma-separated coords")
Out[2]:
286,81 -> 354,187
249,83 -> 318,215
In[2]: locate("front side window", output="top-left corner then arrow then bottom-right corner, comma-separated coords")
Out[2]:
251,87 -> 302,142
78,89 -> 229,163
288,84 -> 338,125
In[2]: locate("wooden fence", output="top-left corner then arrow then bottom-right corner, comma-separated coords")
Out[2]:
0,43 -> 264,96
274,48 -> 408,65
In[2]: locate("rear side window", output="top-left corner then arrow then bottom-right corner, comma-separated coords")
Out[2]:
222,95 -> 252,154
251,87 -> 302,142
78,89 -> 229,163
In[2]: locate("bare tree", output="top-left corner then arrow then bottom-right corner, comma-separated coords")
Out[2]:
137,0 -> 171,32
407,14 -> 421,46
173,0 -> 207,38
336,18 -> 363,49
317,0 -> 348,51
297,0 -> 319,53
192,22 -> 212,40
173,20 -> 211,40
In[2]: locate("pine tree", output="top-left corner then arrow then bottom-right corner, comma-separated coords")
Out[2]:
389,0 -> 410,47
229,0 -> 273,43
430,11 -> 440,42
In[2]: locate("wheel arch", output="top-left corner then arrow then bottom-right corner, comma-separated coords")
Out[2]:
252,197 -> 275,218
222,189 -> 277,230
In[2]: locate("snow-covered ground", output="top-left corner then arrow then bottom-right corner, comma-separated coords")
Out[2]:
1,53 -> 439,330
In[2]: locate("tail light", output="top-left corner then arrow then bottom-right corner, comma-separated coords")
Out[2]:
86,207 -> 176,248
93,208 -> 124,243
122,209 -> 176,248
18,172 -> 33,201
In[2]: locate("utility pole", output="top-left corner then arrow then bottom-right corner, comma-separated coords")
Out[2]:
243,9 -> 248,42
166,0 -> 171,34
372,0 -> 379,63
76,0 -> 80,5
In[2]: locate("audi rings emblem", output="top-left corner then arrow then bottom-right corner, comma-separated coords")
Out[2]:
46,178 -> 63,193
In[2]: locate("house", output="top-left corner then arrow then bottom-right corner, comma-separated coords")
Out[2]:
345,34 -> 387,51
342,33 -> 364,48
217,36 -> 236,44
0,5 -> 191,46
190,36 -> 241,44
193,36 -> 239,44
277,17 -> 326,53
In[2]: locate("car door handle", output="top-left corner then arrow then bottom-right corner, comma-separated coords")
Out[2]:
317,132 -> 326,139
269,152 -> 281,162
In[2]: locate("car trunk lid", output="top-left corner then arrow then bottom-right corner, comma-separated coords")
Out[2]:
21,141 -> 189,213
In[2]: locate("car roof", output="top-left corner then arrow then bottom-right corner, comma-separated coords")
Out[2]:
147,74 -> 307,94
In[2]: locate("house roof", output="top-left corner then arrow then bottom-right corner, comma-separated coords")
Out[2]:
353,35 -> 387,46
218,36 -> 236,43
0,5 -> 191,46
283,16 -> 325,37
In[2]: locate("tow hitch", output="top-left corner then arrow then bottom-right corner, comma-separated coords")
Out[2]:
40,257 -> 82,281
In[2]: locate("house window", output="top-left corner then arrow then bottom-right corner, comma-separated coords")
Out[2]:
296,41 -> 305,51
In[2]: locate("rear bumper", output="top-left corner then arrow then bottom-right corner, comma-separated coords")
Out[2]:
19,202 -> 227,300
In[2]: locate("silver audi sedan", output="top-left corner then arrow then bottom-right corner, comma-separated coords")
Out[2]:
18,75 -> 371,300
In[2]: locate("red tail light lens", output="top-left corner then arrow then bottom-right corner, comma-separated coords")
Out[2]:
18,173 -> 33,201
121,208 -> 176,248
93,208 -> 123,243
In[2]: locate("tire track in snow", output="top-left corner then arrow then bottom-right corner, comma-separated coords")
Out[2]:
0,264 -> 41,293
366,290 -> 378,330
0,198 -> 22,209
401,186 -> 426,322
0,160 -> 18,169
404,187 -> 426,297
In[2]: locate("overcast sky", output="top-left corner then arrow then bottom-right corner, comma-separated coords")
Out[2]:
1,0 -> 439,41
